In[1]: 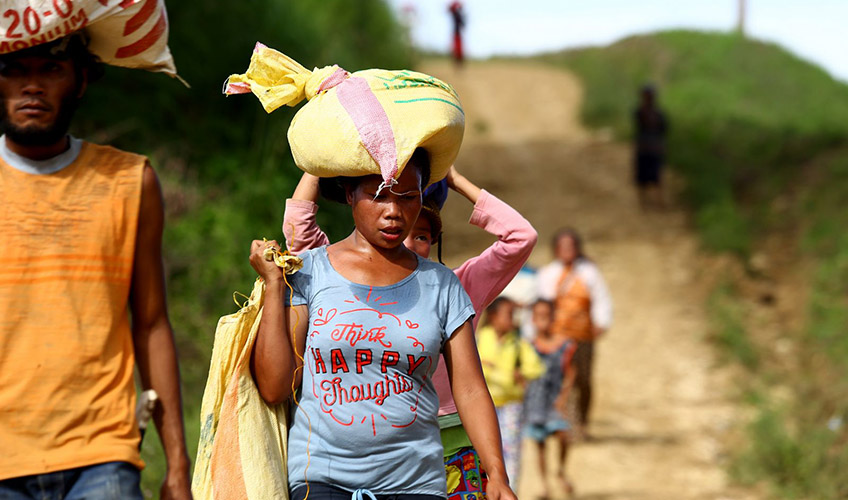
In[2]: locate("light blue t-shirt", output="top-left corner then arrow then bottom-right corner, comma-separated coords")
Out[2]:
285,246 -> 475,496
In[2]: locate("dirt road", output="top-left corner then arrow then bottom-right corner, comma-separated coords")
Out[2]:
421,60 -> 753,500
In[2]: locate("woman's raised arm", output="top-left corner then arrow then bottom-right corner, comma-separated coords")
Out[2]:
283,172 -> 331,254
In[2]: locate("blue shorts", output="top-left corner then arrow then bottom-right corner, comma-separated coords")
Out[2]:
524,419 -> 570,442
0,462 -> 142,500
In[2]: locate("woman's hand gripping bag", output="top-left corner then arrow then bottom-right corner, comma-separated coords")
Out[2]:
192,278 -> 290,500
224,43 -> 465,189
1,0 -> 177,76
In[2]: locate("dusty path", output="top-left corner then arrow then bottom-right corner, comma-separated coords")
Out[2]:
420,60 -> 753,500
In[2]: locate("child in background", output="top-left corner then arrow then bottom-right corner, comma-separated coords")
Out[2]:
523,299 -> 578,498
477,297 -> 545,489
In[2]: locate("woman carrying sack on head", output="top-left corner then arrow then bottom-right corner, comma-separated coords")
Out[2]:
281,164 -> 538,499
226,44 -> 517,500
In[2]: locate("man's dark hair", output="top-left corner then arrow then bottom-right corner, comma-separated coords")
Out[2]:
0,33 -> 104,84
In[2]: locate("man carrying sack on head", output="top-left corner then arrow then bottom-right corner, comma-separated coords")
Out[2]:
0,3 -> 191,498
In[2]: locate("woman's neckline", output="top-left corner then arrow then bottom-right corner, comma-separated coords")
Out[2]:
319,246 -> 422,289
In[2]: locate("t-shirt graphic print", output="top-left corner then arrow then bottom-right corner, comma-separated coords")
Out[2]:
285,247 -> 474,495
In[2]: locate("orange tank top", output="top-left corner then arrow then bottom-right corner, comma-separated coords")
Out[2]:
551,266 -> 594,342
0,141 -> 146,479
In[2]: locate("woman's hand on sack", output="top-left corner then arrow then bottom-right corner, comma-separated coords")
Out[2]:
250,239 -> 285,283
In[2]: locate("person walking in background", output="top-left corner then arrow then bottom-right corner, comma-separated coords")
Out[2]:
523,299 -> 578,498
633,83 -> 669,209
537,228 -> 612,441
448,1 -> 466,68
0,35 -> 192,499
477,297 -> 545,490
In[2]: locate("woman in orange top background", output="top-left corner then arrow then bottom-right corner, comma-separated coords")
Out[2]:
536,228 -> 612,439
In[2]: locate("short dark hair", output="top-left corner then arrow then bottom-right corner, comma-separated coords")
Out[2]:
485,296 -> 514,316
0,33 -> 104,84
410,147 -> 431,189
318,147 -> 432,204
551,227 -> 584,258
419,196 -> 442,242
318,175 -> 357,204
532,298 -> 554,310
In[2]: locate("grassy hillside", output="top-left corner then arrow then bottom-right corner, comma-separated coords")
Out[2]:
70,1 -> 412,494
541,31 -> 848,498
541,30 -> 848,255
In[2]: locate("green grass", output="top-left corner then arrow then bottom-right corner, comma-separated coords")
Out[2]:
711,147 -> 848,500
802,154 -> 848,359
540,30 -> 848,256
704,145 -> 848,500
707,281 -> 759,371
732,390 -> 848,498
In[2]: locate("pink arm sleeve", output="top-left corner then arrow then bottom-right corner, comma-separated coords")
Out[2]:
453,190 -> 538,327
435,190 -> 538,415
282,199 -> 330,255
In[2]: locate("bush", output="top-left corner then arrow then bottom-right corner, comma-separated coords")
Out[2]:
707,280 -> 759,371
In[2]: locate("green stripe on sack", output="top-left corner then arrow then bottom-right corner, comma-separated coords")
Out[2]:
393,98 -> 464,114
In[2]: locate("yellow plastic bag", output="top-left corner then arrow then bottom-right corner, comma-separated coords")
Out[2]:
224,43 -> 464,188
0,0 -> 177,76
192,278 -> 289,500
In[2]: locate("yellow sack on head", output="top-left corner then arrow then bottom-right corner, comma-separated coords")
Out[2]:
224,43 -> 464,188
192,278 -> 289,500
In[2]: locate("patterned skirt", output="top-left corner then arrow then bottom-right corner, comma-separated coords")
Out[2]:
444,446 -> 488,500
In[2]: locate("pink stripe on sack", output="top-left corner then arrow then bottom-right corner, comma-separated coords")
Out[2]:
224,82 -> 251,95
335,77 -> 398,187
317,67 -> 350,94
